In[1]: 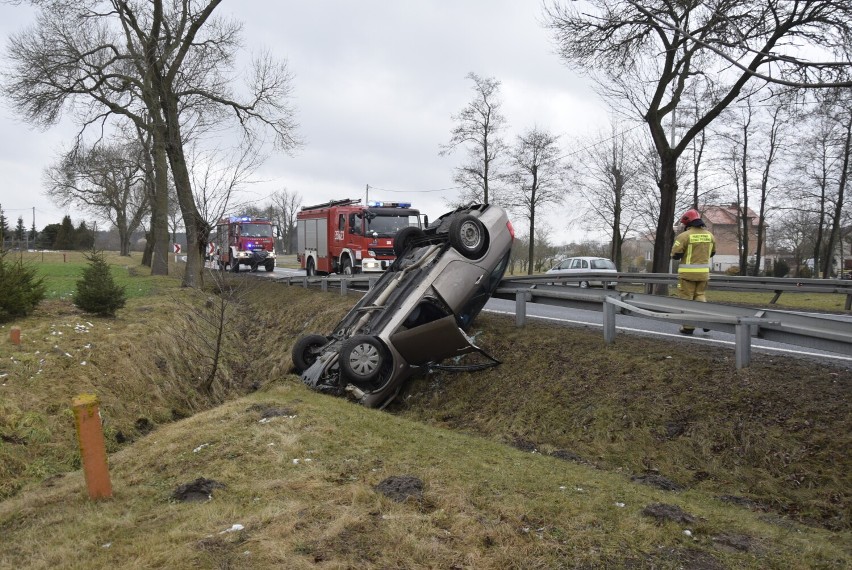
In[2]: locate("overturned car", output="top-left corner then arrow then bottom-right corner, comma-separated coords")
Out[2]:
292,203 -> 514,408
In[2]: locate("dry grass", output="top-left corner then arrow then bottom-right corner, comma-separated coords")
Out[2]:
0,261 -> 850,568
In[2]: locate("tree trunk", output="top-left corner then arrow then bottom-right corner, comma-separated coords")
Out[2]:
823,114 -> 851,278
652,153 -> 678,294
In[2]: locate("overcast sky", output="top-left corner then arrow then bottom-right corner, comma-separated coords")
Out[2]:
0,1 -> 610,244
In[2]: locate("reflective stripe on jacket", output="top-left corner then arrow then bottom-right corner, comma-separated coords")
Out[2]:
671,228 -> 715,281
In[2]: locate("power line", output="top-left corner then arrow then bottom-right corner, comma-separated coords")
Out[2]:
368,185 -> 463,194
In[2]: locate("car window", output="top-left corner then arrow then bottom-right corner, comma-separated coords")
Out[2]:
570,259 -> 582,269
581,259 -> 589,269
558,259 -> 572,270
591,259 -> 616,270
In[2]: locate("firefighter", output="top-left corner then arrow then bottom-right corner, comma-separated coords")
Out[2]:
671,208 -> 716,335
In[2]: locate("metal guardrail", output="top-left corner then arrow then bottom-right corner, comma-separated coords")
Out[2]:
499,272 -> 852,310
493,282 -> 852,368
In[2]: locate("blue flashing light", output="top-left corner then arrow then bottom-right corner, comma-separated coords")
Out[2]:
367,201 -> 412,208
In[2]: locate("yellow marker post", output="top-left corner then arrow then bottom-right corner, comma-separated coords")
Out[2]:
10,326 -> 21,345
72,394 -> 113,500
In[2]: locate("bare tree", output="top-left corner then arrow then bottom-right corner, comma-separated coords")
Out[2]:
544,0 -> 852,286
504,126 -> 564,274
440,72 -> 507,206
3,1 -> 301,287
44,140 -> 149,256
574,122 -> 643,269
268,189 -> 302,254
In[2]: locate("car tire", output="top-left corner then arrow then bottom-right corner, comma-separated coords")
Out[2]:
306,258 -> 316,276
340,335 -> 386,384
579,280 -> 589,289
341,257 -> 353,275
265,260 -> 275,272
292,334 -> 328,372
449,214 -> 488,259
393,226 -> 425,257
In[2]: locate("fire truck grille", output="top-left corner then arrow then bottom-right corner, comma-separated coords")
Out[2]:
370,247 -> 395,257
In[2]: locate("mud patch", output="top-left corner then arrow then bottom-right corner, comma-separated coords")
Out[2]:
374,475 -> 423,503
550,449 -> 587,463
631,472 -> 684,491
171,477 -> 226,502
247,403 -> 297,418
712,532 -> 756,553
641,503 -> 696,524
511,437 -> 538,452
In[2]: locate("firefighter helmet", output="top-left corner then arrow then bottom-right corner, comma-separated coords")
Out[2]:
680,209 -> 701,225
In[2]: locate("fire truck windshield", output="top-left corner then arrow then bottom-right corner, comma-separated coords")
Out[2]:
365,214 -> 420,237
239,223 -> 273,237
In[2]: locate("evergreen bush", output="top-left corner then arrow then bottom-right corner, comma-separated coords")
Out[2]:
74,250 -> 126,316
0,250 -> 46,322
773,259 -> 790,278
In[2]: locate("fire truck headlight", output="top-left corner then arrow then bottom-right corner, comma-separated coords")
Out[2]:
367,250 -> 376,257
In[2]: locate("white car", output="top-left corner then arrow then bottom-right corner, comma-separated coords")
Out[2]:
546,256 -> 617,288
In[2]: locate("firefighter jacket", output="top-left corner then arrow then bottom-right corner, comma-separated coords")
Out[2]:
671,226 -> 716,281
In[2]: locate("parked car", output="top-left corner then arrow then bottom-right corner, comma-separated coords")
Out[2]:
292,203 -> 515,408
546,256 -> 617,288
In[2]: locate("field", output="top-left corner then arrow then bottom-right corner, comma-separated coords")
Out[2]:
0,253 -> 849,568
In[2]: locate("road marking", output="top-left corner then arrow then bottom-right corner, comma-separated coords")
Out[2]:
484,309 -> 852,364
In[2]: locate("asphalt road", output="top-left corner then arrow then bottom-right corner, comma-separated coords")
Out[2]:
269,265 -> 852,369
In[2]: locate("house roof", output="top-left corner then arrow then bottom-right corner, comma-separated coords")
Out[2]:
700,204 -> 759,226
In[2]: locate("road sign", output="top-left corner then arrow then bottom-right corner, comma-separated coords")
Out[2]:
173,244 -> 181,254
207,242 -> 216,255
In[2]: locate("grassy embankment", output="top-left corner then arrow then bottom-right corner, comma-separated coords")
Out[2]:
0,252 -> 849,568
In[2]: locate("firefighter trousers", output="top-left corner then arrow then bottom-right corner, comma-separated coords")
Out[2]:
676,277 -> 708,333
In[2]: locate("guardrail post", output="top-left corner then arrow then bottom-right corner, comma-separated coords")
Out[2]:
603,299 -> 616,344
321,278 -> 328,292
302,276 -> 308,288
515,290 -> 529,327
846,293 -> 851,311
340,278 -> 348,296
734,321 -> 752,369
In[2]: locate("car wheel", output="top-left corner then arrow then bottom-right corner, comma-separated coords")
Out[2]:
341,257 -> 353,275
393,226 -> 425,257
292,334 -> 328,372
340,335 -> 386,384
265,260 -> 275,272
579,280 -> 589,289
448,214 -> 488,259
306,258 -> 316,276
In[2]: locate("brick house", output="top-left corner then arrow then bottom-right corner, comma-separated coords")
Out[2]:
622,204 -> 765,273
699,204 -> 764,273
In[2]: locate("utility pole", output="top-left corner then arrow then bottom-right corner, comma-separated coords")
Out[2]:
365,184 -> 370,205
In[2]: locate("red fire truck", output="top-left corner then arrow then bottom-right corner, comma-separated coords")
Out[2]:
296,198 -> 422,275
214,215 -> 278,272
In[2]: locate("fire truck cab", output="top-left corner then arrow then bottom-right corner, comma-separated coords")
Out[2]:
297,199 -> 421,275
215,216 -> 277,273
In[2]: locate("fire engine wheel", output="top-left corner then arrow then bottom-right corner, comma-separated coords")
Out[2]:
340,335 -> 386,385
292,334 -> 329,373
448,214 -> 488,259
393,226 -> 425,257
265,260 -> 275,272
341,257 -> 353,275
306,258 -> 316,276
230,260 -> 240,273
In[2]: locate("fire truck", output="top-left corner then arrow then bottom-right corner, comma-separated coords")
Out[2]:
214,215 -> 278,272
296,198 -> 422,275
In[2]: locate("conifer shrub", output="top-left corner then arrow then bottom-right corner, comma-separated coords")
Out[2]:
0,250 -> 46,322
74,250 -> 126,316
